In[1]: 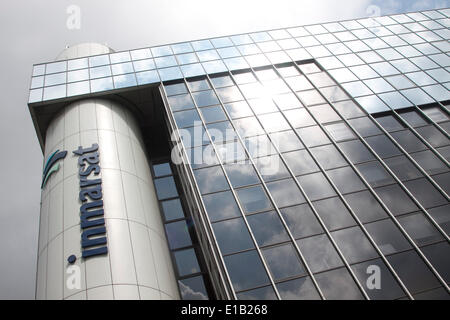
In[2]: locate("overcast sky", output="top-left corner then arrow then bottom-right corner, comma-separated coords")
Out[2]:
0,0 -> 447,299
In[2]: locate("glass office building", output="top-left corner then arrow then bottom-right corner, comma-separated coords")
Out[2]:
30,9 -> 449,300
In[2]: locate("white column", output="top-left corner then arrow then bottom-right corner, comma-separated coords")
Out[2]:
36,98 -> 180,300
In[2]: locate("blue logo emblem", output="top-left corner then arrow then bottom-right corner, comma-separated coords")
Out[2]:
41,150 -> 67,189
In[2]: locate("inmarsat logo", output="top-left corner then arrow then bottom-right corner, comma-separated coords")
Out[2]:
41,150 -> 68,189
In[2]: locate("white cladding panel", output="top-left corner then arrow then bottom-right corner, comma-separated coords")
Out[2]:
36,99 -> 180,300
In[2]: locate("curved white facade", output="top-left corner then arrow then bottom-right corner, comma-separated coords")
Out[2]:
36,99 -> 180,300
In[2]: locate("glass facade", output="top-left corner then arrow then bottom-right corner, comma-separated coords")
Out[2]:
30,9 -> 450,300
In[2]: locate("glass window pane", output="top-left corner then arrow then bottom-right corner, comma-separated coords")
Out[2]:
297,234 -> 344,273
313,197 -> 356,231
165,220 -> 192,249
351,259 -> 406,300
327,166 -> 366,194
233,117 -> 265,138
174,248 -> 201,277
415,125 -> 448,148
154,176 -> 178,200
365,219 -> 412,255
344,190 -> 388,223
384,155 -> 423,181
315,267 -> 364,300
375,184 -> 419,216
178,276 -> 208,300
281,204 -> 323,239
212,218 -> 254,255
161,199 -> 185,221
387,250 -> 440,294
224,250 -> 270,291
262,243 -> 306,281
202,190 -> 241,222
297,172 -> 336,201
332,226 -> 379,264
167,94 -> 195,111
247,211 -> 290,247
398,212 -> 444,246
366,135 -> 402,158
283,150 -> 319,176
267,178 -> 305,208
193,166 -> 229,194
421,242 -> 450,284
338,139 -> 376,164
310,144 -> 348,170
236,286 -> 277,300
236,185 -> 273,214
276,277 -> 320,300
391,130 -> 427,153
284,108 -> 316,128
356,161 -> 395,188
404,178 -> 447,208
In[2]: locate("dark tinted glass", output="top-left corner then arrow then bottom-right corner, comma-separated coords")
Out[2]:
281,204 -> 323,239
339,139 -> 376,164
313,197 -> 356,230
276,277 -> 321,300
212,218 -> 254,254
348,117 -> 382,137
310,144 -> 348,170
327,166 -> 366,194
315,267 -> 364,300
202,191 -> 241,222
365,219 -> 412,255
428,205 -> 450,236
153,163 -> 172,177
161,199 -> 185,221
332,226 -> 379,263
356,161 -> 395,188
375,114 -> 405,132
366,135 -> 402,158
165,220 -> 192,249
261,243 -> 306,281
411,150 -> 448,175
247,211 -> 290,246
404,178 -> 447,208
398,212 -> 444,246
421,242 -> 450,284
236,286 -> 277,300
387,250 -> 440,294
344,190 -> 388,223
174,248 -> 201,276
297,172 -> 336,201
384,155 -> 423,181
297,234 -> 344,273
391,130 -> 427,153
224,250 -> 270,291
154,176 -> 178,200
351,259 -> 406,300
375,184 -> 419,215
415,125 -> 448,148
178,276 -> 208,300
